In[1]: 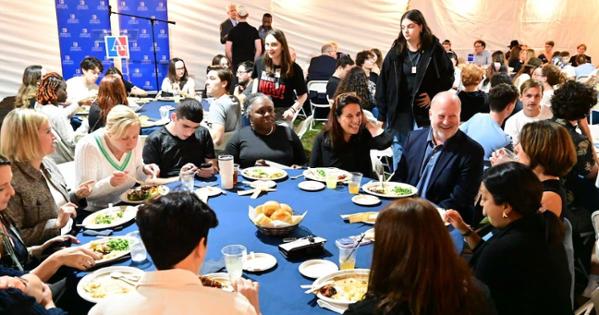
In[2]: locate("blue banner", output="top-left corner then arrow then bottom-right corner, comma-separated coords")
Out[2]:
55,0 -> 170,91
118,0 -> 170,91
56,0 -> 113,80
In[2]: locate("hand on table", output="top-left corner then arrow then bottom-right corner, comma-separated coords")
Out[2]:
56,203 -> 77,229
196,163 -> 217,178
233,278 -> 261,314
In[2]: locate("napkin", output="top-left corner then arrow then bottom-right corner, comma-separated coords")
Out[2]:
341,212 -> 378,224
317,299 -> 347,314
82,229 -> 113,237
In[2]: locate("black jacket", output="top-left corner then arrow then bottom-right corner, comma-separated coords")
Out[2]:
376,37 -> 454,127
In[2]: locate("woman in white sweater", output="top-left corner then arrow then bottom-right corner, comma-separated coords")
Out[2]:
75,105 -> 160,210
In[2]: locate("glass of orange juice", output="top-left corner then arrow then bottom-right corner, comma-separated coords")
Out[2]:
336,238 -> 358,270
348,172 -> 362,195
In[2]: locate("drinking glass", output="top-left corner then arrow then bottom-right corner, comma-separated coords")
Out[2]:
325,171 -> 338,189
348,172 -> 362,195
218,155 -> 234,189
221,244 -> 247,282
159,106 -> 170,121
336,238 -> 358,270
180,172 -> 194,191
127,231 -> 147,263
233,164 -> 240,186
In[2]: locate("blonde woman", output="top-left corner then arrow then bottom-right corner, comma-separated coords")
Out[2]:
75,105 -> 160,210
0,109 -> 93,246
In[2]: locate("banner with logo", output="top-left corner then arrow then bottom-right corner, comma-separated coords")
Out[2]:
55,0 -> 170,91
55,0 -> 113,80
117,0 -> 170,91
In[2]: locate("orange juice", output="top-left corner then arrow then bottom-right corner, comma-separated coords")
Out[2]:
340,257 -> 356,270
348,182 -> 360,194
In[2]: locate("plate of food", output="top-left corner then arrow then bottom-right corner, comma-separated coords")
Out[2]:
361,181 -> 417,199
303,168 -> 351,183
81,206 -> 138,229
312,269 -> 370,305
83,237 -> 131,265
77,266 -> 143,303
241,166 -> 288,181
199,273 -> 233,292
120,185 -> 169,204
138,115 -> 168,128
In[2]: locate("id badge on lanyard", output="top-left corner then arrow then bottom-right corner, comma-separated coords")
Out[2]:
411,66 -> 417,74
275,69 -> 281,89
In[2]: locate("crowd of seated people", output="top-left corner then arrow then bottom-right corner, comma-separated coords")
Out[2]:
2,5 -> 599,313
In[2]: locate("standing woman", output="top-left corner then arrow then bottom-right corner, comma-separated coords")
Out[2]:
376,9 -> 454,165
75,105 -> 160,210
161,58 -> 195,97
0,109 -> 92,246
251,29 -> 308,123
88,74 -> 129,132
310,93 -> 391,178
15,65 -> 43,108
35,72 -> 76,164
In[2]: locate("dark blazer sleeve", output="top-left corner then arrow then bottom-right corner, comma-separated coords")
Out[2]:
436,138 -> 484,214
219,20 -> 232,44
309,133 -> 325,167
391,131 -> 415,182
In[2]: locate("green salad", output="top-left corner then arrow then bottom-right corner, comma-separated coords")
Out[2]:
393,186 -> 413,196
93,209 -> 125,225
106,238 -> 129,251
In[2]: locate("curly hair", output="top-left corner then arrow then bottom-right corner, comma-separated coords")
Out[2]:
334,67 -> 373,109
461,64 -> 484,87
37,72 -> 66,105
551,80 -> 597,120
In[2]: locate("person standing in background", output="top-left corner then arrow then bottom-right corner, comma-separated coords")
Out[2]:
219,4 -> 238,45
225,6 -> 261,71
258,13 -> 272,51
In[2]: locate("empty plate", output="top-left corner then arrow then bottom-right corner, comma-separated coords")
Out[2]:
243,252 -> 277,272
351,194 -> 381,206
299,259 -> 339,279
298,181 -> 325,191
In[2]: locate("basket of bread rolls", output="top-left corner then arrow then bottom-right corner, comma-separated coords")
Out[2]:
248,200 -> 307,236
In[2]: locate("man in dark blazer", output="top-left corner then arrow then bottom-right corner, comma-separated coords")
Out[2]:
392,91 -> 484,224
306,42 -> 337,82
219,4 -> 238,44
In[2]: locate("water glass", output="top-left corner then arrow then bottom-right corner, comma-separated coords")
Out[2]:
218,155 -> 234,189
159,106 -> 170,121
127,231 -> 147,263
180,172 -> 194,191
336,238 -> 358,270
325,171 -> 338,189
221,244 -> 247,282
348,172 -> 362,195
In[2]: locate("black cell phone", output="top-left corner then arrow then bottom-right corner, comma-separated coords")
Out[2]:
199,162 -> 212,169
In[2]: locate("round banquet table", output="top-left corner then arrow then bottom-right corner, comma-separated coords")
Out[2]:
63,170 -> 463,314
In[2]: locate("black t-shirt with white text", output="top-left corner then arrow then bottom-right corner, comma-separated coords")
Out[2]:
252,58 -> 307,108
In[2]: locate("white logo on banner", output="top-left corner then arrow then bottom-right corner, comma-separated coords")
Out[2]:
71,41 -> 82,51
97,1 -> 107,10
90,14 -> 100,24
67,14 -> 79,24
91,41 -> 103,52
77,0 -> 88,10
142,55 -> 151,64
80,28 -> 90,38
63,55 -> 74,65
157,2 -> 166,11
129,17 -> 138,25
60,27 -> 70,38
138,2 -> 148,11
57,0 -> 68,9
132,68 -> 143,78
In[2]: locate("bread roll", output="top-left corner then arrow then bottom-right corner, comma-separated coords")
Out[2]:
262,201 -> 280,216
254,205 -> 265,215
279,203 -> 293,215
254,213 -> 272,227
271,209 -> 292,223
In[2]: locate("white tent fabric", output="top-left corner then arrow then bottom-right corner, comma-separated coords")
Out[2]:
1,0 -> 597,99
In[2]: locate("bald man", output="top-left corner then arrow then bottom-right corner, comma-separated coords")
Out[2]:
391,91 -> 484,224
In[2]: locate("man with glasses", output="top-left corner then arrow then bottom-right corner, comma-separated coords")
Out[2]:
234,61 -> 254,97
473,39 -> 491,67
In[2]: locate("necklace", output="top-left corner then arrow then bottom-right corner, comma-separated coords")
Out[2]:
265,124 -> 275,136
407,50 -> 421,74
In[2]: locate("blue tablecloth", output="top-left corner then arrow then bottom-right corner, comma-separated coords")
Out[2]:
67,170 -> 463,314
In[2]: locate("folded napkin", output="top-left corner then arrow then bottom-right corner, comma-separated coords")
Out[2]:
82,229 -> 113,237
341,212 -> 378,224
317,299 -> 347,314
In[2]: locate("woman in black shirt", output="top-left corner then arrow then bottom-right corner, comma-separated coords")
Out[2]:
225,93 -> 306,168
310,93 -> 391,178
446,162 -> 572,315
252,29 -> 307,123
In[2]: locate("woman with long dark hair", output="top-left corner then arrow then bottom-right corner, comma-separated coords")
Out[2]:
88,74 -> 129,132
310,93 -> 391,177
376,9 -> 454,165
446,162 -> 571,314
161,57 -> 195,96
251,29 -> 307,123
15,65 -> 43,108
345,198 -> 492,315
334,67 -> 375,110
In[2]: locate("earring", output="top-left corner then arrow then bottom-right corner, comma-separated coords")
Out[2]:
502,212 -> 508,219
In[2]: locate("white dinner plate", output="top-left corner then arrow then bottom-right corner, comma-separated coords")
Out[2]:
361,181 -> 417,199
82,237 -> 133,265
248,180 -> 277,189
241,166 -> 288,181
299,259 -> 338,279
202,272 -> 233,291
77,266 -> 143,303
312,269 -> 370,306
243,252 -> 277,272
303,168 -> 352,183
119,185 -> 169,204
351,194 -> 381,206
298,180 -> 325,191
81,206 -> 138,230
195,186 -> 222,197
